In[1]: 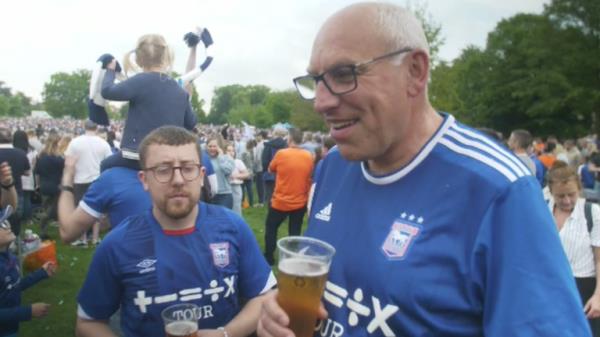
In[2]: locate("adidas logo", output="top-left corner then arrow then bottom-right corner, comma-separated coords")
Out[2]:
315,203 -> 332,222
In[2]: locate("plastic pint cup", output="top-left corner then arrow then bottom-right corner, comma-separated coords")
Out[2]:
277,236 -> 336,337
161,303 -> 199,337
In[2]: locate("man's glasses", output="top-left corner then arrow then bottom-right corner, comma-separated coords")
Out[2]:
293,47 -> 413,100
144,163 -> 202,183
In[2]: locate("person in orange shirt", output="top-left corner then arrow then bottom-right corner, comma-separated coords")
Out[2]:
263,128 -> 314,265
539,141 -> 557,170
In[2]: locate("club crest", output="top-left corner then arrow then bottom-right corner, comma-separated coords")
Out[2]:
381,221 -> 421,260
210,242 -> 230,268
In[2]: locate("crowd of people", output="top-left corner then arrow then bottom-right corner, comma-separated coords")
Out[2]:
0,2 -> 599,337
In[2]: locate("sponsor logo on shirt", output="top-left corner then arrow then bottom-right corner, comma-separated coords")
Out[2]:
321,280 -> 399,336
136,258 -> 157,274
381,220 -> 421,260
316,202 -> 332,222
133,275 -> 236,314
210,242 -> 230,268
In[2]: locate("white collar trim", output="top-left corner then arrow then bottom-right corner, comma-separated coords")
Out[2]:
361,114 -> 455,185
0,144 -> 13,149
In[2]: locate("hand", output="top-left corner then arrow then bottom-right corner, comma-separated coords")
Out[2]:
0,162 -> 13,186
31,302 -> 50,318
584,292 -> 600,319
106,59 -> 117,71
257,290 -> 328,337
42,261 -> 57,277
257,290 -> 293,337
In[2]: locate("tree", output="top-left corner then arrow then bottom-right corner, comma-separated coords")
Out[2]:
544,0 -> 599,39
0,81 -> 12,96
42,69 -> 90,119
208,84 -> 244,124
408,1 -> 445,68
0,82 -> 34,117
544,0 -> 600,135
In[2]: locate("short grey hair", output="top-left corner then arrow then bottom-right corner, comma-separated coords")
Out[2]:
361,2 -> 430,64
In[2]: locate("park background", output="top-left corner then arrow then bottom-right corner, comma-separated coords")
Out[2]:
0,0 -> 596,335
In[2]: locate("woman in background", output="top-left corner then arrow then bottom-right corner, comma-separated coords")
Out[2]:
548,160 -> 600,335
34,134 -> 64,240
226,143 -> 250,216
206,136 -> 234,209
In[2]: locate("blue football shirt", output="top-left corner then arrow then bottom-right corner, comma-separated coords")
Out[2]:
79,167 -> 150,227
77,202 -> 275,337
306,114 -> 589,337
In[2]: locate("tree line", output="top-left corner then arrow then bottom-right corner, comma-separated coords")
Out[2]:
429,0 -> 598,138
0,0 -> 597,136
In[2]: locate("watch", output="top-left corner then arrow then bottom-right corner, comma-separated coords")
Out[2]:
0,181 -> 14,189
59,185 -> 75,193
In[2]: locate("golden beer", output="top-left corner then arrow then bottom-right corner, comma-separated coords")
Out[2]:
277,257 -> 329,337
165,321 -> 198,337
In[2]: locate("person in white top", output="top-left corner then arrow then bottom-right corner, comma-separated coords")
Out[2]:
548,160 -> 600,334
226,143 -> 250,216
64,120 -> 112,246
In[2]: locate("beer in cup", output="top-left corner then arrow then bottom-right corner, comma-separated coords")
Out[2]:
161,303 -> 199,337
277,236 -> 335,337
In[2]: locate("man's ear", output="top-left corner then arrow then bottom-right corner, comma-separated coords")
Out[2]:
138,170 -> 149,191
199,166 -> 206,186
406,50 -> 430,97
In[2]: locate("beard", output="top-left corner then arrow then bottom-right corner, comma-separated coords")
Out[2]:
158,193 -> 198,220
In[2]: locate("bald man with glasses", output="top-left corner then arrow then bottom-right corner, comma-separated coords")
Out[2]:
259,2 -> 590,337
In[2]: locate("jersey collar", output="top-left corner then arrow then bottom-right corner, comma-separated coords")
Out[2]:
360,113 -> 455,185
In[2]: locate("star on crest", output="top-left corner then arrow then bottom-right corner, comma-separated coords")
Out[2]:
417,217 -> 424,224
401,212 -> 407,218
408,214 -> 415,221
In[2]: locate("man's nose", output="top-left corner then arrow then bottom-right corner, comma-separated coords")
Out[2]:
314,81 -> 341,114
171,167 -> 185,184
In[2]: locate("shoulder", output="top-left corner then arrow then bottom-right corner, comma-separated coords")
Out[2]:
436,120 -> 532,188
91,167 -> 138,190
102,213 -> 150,246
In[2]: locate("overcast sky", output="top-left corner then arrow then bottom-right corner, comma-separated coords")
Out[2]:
0,0 -> 549,107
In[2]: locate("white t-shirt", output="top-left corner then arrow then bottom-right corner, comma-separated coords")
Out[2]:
229,158 -> 248,185
21,150 -> 37,191
65,133 -> 112,184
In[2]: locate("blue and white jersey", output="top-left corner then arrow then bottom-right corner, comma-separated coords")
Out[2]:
77,202 -> 275,337
79,167 -> 151,227
306,114 -> 589,337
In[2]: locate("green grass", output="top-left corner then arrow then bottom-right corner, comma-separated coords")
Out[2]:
20,203 -> 302,336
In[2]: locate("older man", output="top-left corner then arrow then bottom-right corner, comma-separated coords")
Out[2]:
258,3 -> 589,337
76,126 -> 275,337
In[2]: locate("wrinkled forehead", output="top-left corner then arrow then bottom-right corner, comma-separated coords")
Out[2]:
309,7 -> 385,73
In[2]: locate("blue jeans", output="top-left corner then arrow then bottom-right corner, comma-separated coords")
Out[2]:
254,171 -> 265,204
213,193 -> 233,210
18,192 -> 32,221
242,179 -> 254,206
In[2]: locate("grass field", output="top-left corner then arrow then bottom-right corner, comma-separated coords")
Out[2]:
19,204 -> 295,336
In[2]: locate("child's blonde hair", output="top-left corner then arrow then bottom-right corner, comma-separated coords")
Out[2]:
123,34 -> 174,74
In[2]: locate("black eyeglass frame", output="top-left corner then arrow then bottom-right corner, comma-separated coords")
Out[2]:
293,47 -> 414,100
143,163 -> 203,183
